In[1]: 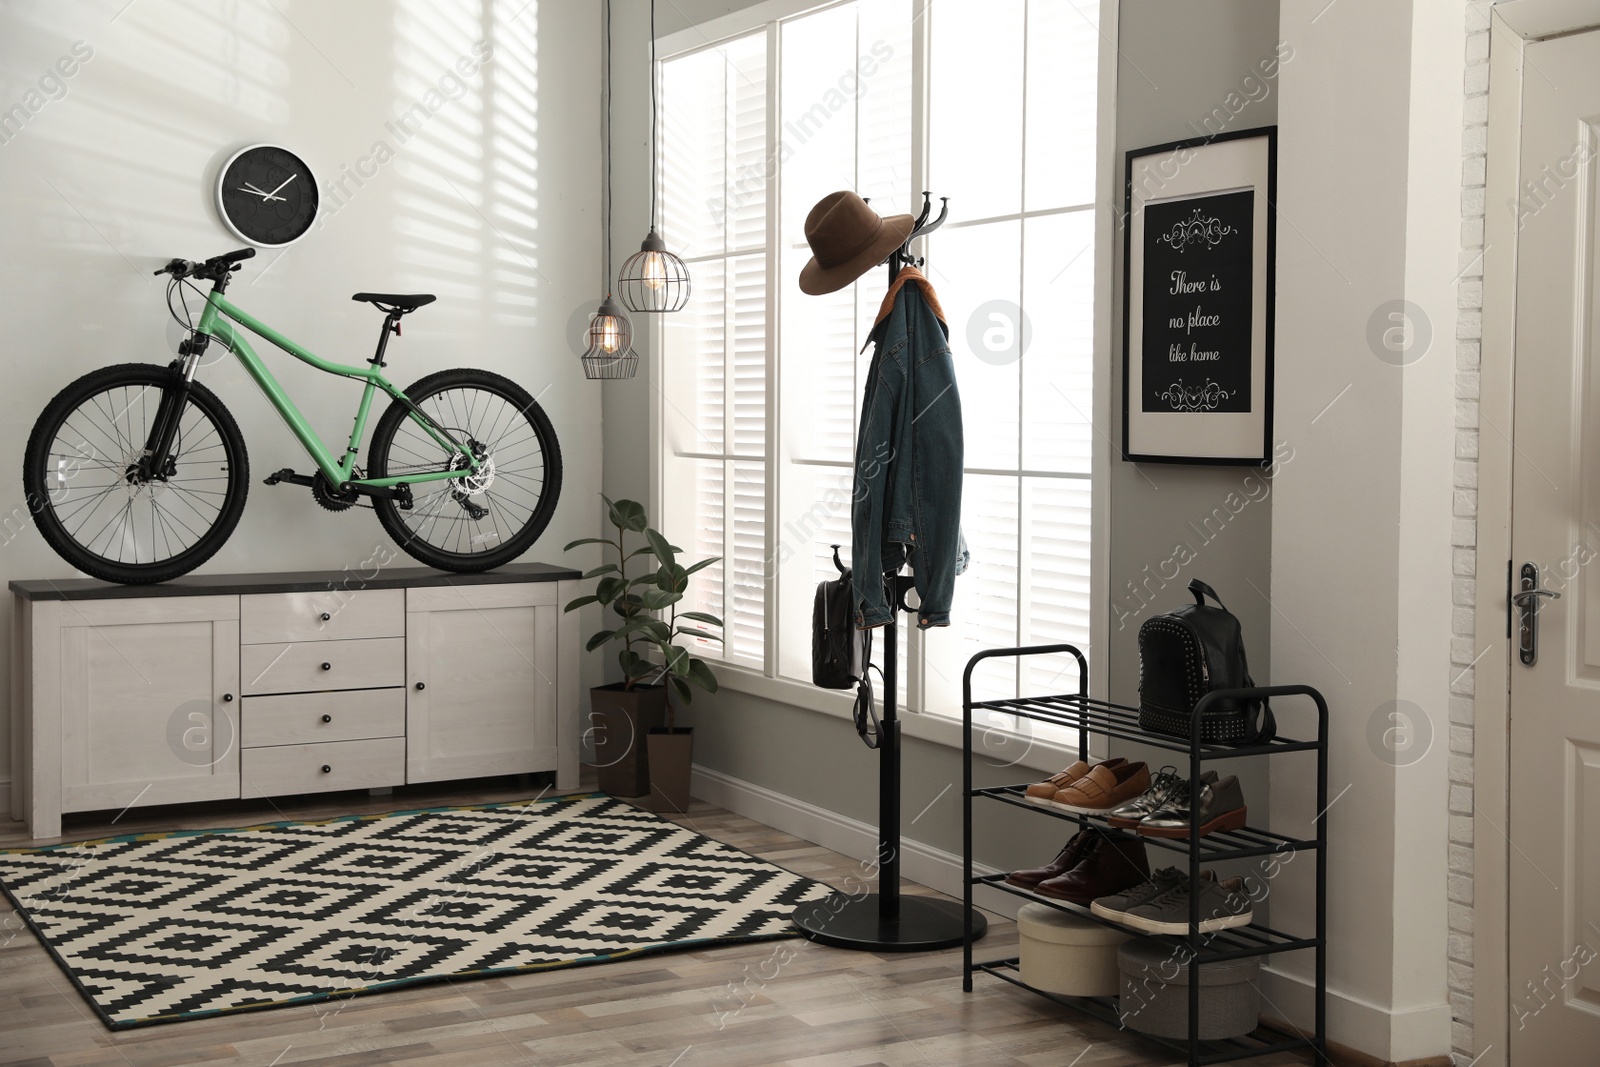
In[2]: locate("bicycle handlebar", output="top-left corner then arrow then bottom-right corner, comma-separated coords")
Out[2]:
154,248 -> 256,280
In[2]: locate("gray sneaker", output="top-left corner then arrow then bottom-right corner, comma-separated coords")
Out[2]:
1120,876 -> 1253,934
1105,767 -> 1218,828
1090,866 -> 1215,922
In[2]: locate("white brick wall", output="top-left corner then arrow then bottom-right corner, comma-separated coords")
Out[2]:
1450,3 -> 1490,1063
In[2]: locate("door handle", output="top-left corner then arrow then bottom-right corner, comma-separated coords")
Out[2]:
1513,561 -> 1561,666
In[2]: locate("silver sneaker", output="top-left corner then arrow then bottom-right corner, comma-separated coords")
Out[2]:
1105,766 -> 1217,828
1120,876 -> 1253,934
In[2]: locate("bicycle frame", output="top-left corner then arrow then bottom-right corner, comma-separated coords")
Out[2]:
194,290 -> 477,489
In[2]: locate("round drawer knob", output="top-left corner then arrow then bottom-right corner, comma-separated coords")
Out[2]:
321,765 -> 332,774
321,662 -> 332,671
415,681 -> 426,691
222,693 -> 234,703
320,612 -> 332,622
321,714 -> 332,723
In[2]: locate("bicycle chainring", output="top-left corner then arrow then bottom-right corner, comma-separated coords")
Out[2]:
312,472 -> 361,512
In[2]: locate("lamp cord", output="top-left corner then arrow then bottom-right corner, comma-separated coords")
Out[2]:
650,0 -> 658,233
603,0 -> 613,290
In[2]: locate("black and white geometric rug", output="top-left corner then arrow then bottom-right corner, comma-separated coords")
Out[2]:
0,794 -> 829,1029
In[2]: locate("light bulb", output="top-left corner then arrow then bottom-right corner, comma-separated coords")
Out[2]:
599,316 -> 620,353
642,251 -> 667,291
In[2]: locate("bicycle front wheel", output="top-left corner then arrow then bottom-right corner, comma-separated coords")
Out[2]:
23,363 -> 250,584
368,368 -> 562,572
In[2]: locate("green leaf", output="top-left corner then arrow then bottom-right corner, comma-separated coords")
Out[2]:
640,588 -> 682,611
645,528 -> 677,569
663,644 -> 691,677
688,658 -> 719,693
684,556 -> 721,577
607,498 -> 648,533
582,564 -> 619,579
627,573 -> 661,588
611,593 -> 644,618
626,656 -> 658,680
625,545 -> 660,560
669,675 -> 693,705
585,629 -> 617,652
563,536 -> 618,551
594,576 -> 624,605
563,595 -> 600,613
618,649 -> 642,676
678,610 -> 723,628
674,626 -> 723,643
658,563 -> 689,594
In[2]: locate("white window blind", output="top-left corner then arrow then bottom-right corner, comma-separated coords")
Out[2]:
659,0 -> 1101,719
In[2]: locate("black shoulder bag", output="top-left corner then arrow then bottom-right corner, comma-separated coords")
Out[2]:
812,546 -> 882,748
1137,579 -> 1275,745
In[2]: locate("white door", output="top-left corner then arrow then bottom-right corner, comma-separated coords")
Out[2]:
1508,27 -> 1600,1065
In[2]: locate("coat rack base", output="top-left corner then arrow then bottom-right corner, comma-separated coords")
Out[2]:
791,894 -> 986,952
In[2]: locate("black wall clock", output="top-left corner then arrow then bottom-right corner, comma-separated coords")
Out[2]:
215,144 -> 319,247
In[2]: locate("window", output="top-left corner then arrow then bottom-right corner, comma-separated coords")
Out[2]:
659,0 -> 1102,721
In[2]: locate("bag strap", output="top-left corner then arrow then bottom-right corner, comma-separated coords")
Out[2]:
853,627 -> 883,748
1239,638 -> 1276,745
1189,578 -> 1226,609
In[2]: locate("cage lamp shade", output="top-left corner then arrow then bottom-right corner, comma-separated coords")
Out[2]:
618,228 -> 691,313
580,296 -> 639,380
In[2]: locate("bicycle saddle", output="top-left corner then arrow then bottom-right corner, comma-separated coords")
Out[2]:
352,293 -> 436,312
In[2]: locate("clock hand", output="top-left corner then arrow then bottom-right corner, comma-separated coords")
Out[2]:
241,182 -> 274,199
263,173 -> 298,199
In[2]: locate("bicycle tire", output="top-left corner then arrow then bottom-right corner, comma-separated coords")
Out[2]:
23,362 -> 250,584
367,368 -> 562,572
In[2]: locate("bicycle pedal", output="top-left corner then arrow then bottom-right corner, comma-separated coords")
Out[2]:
264,468 -> 315,488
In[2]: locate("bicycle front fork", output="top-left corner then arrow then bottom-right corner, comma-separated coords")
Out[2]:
138,344 -> 205,481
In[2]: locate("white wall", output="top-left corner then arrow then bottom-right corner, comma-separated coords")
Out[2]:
0,0 -> 606,802
1267,0 -> 1461,1060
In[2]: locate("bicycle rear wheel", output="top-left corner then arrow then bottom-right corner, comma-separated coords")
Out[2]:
368,368 -> 562,572
23,363 -> 249,584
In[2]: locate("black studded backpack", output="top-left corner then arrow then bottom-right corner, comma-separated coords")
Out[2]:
1137,579 -> 1275,745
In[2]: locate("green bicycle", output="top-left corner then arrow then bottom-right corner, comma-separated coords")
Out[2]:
23,247 -> 562,584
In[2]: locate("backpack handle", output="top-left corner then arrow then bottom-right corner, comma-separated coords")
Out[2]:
831,543 -> 848,576
1189,578 -> 1227,609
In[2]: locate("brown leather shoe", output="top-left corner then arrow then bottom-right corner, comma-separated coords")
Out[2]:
1024,758 -> 1127,805
1034,833 -> 1150,906
1004,828 -> 1099,890
1047,761 -> 1150,814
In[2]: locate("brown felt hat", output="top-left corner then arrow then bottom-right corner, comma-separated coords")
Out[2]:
799,191 -> 916,296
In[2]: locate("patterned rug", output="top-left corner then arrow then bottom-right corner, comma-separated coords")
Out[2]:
0,794 -> 828,1029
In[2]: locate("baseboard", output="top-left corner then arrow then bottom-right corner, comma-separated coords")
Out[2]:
688,763 -> 1019,918
1259,1019 -> 1452,1067
0,776 -> 10,819
1259,968 -> 1453,1065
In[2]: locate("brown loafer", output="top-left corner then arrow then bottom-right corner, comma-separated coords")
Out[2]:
1023,757 -> 1126,805
1047,761 -> 1151,814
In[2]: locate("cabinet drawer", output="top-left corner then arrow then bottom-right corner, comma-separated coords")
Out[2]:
241,589 -> 404,644
241,689 -> 405,748
241,737 -> 404,797
241,638 -> 404,696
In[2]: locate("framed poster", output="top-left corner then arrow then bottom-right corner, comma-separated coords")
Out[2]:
1123,127 -> 1276,464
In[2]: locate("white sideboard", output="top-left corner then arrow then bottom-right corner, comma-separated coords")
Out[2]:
10,563 -> 581,839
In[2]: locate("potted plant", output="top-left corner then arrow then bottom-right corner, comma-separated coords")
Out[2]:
564,496 -> 723,808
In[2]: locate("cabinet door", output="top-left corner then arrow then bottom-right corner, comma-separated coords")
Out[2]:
406,583 -> 561,784
49,596 -> 241,814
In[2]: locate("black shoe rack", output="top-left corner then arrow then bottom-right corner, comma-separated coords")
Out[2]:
961,644 -> 1328,1067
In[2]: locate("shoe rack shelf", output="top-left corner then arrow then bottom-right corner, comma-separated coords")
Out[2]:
961,644 -> 1328,1067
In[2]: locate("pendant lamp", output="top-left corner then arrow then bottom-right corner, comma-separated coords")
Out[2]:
618,0 -> 690,313
582,0 -> 639,379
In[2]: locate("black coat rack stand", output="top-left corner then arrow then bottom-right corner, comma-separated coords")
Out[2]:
792,193 -> 987,952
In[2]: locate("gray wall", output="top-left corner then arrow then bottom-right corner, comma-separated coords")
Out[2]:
1103,0 -> 1282,839
599,0 -> 1284,881
0,0 -> 608,789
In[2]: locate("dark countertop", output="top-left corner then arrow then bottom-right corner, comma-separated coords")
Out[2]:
10,562 -> 583,601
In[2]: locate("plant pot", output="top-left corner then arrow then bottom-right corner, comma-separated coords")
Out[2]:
588,684 -> 667,797
640,727 -> 694,814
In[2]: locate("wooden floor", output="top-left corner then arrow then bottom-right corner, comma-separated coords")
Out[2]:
0,778 -> 1312,1067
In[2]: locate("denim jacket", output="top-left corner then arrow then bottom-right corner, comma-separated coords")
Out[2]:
852,267 -> 965,629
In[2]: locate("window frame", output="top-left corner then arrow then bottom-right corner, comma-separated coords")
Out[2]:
649,0 -> 1119,772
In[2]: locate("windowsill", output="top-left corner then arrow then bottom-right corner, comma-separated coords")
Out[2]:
707,660 -> 1084,777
